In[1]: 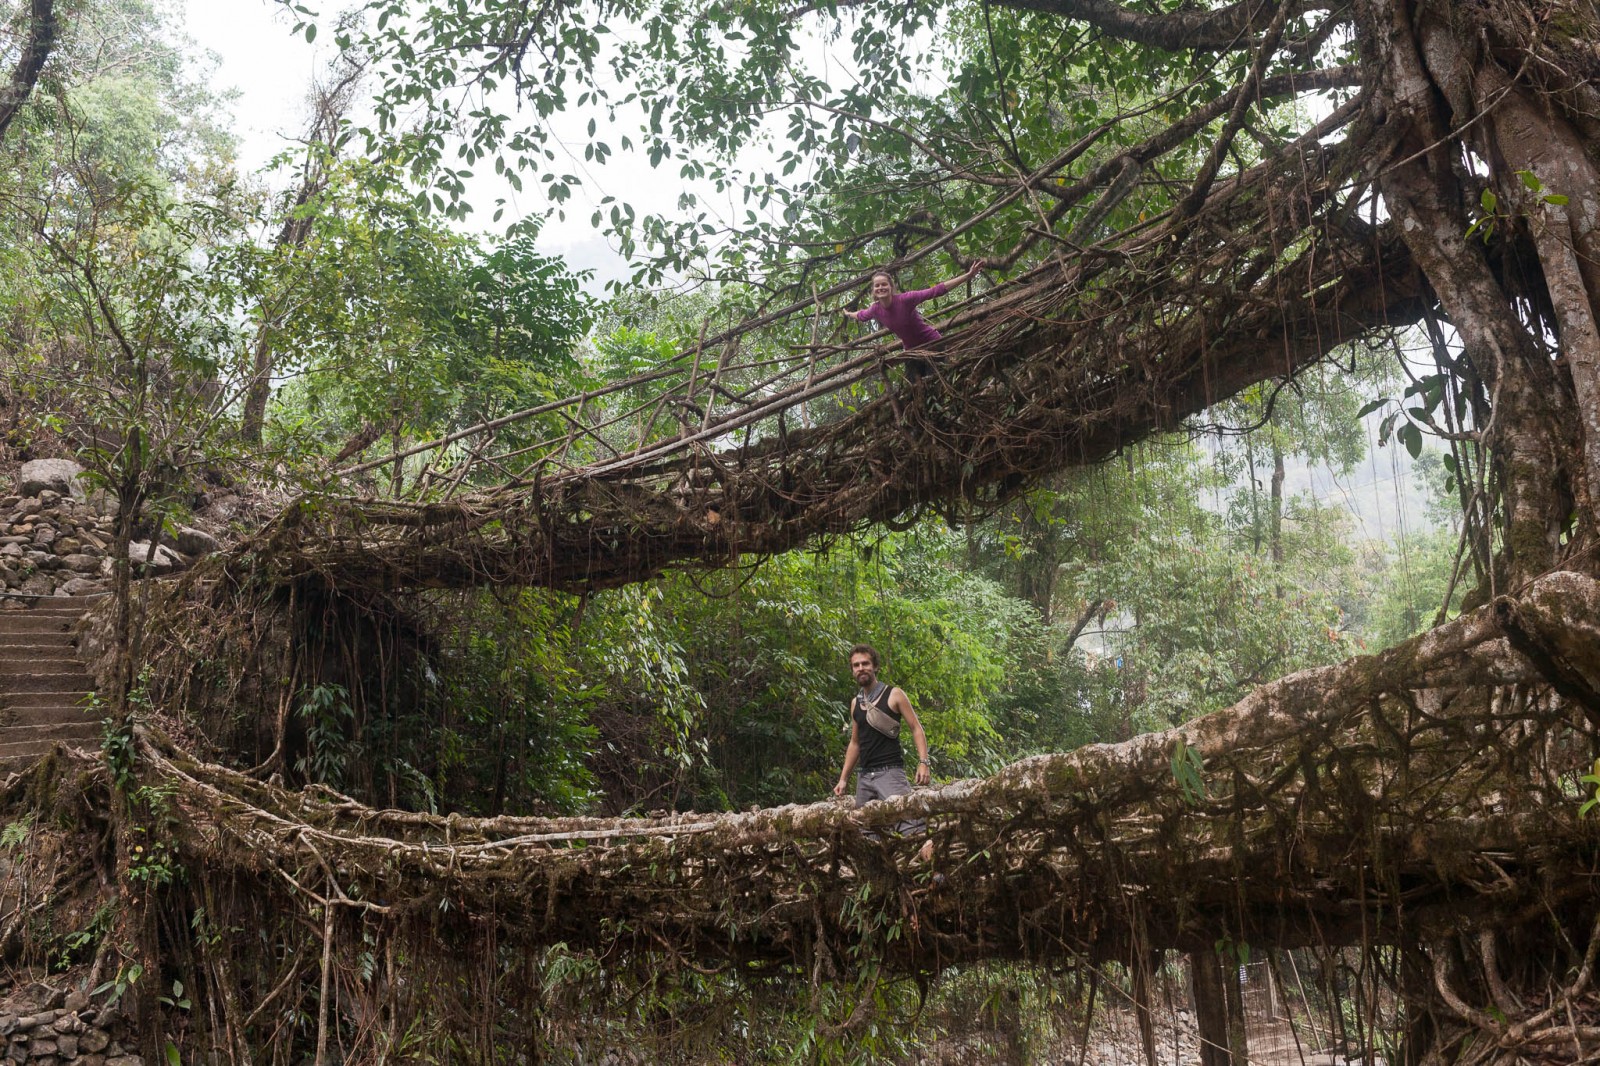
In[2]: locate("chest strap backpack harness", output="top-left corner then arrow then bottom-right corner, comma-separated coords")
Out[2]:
856,685 -> 901,740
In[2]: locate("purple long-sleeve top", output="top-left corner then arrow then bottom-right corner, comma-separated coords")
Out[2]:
854,283 -> 949,349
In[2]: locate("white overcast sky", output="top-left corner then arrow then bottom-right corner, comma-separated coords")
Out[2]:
180,0 -> 683,289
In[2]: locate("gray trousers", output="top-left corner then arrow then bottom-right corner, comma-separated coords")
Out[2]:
854,766 -> 925,837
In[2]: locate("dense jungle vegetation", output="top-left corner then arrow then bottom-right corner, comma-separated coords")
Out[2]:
14,0 -> 1595,1062
0,0 -> 1456,819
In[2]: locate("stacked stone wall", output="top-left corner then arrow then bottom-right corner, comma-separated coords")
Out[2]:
0,987 -> 138,1066
0,460 -> 223,603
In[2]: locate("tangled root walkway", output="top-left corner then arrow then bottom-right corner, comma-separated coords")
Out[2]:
146,571 -> 1600,980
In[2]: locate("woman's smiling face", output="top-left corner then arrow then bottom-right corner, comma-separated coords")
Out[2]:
870,274 -> 895,301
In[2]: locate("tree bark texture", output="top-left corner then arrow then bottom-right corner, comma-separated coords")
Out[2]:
1192,950 -> 1246,1066
124,570 -> 1600,965
0,0 -> 55,145
1360,0 -> 1600,578
118,568 -> 1600,1061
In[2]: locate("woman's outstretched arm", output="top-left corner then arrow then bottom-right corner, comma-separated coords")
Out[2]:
936,258 -> 985,289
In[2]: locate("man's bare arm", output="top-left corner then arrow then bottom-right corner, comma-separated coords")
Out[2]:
834,719 -> 861,796
892,689 -> 931,786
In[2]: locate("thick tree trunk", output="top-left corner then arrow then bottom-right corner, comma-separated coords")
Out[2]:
238,61 -> 364,444
0,0 -> 55,145
1360,0 -> 1599,585
1191,950 -> 1249,1066
1131,948 -> 1161,1066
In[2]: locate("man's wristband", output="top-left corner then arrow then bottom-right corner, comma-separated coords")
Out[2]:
918,759 -> 929,766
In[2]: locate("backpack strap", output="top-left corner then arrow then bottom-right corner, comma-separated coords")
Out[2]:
858,686 -> 901,740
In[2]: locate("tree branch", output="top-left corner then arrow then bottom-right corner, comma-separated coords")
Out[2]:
0,0 -> 56,145
991,0 -> 1305,52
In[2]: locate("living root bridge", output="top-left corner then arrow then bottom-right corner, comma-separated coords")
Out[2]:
238,123 -> 1425,595
140,570 -> 1600,975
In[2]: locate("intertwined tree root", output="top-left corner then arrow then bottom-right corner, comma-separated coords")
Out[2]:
12,570 -> 1566,1060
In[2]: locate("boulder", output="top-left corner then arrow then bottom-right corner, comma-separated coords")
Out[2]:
172,525 -> 220,556
60,555 -> 100,574
18,575 -> 52,597
59,578 -> 103,597
78,1028 -> 109,1053
16,461 -> 84,501
84,490 -> 117,519
125,542 -> 184,576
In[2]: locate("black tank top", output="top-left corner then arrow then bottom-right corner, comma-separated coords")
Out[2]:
852,684 -> 905,771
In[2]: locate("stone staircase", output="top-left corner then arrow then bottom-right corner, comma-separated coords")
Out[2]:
0,598 -> 102,772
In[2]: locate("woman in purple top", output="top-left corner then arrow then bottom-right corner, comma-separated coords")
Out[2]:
841,260 -> 985,382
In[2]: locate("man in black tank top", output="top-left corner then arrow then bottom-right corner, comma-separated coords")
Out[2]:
833,643 -> 932,847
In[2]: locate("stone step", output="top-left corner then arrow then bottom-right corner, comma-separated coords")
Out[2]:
2,685 -> 94,701
0,658 -> 82,674
1,697 -> 95,713
0,704 -> 101,728
2,597 -> 100,610
0,733 -> 100,768
0,722 -> 101,748
0,633 -> 77,653
0,616 -> 81,636
0,673 -> 91,694
0,598 -> 104,775
1,597 -> 97,611
0,691 -> 94,710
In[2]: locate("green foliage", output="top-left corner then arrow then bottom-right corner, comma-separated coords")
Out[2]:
101,712 -> 137,791
262,157 -> 594,479
0,814 -> 33,850
311,0 -> 1232,291
1579,759 -> 1600,818
123,777 -> 181,883
52,902 -> 114,970
966,436 -> 1359,748
295,682 -> 355,789
1215,935 -> 1251,968
5,0 -> 237,190
92,960 -> 145,1009
425,592 -> 599,815
1171,738 -> 1206,805
577,529 -> 1020,809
